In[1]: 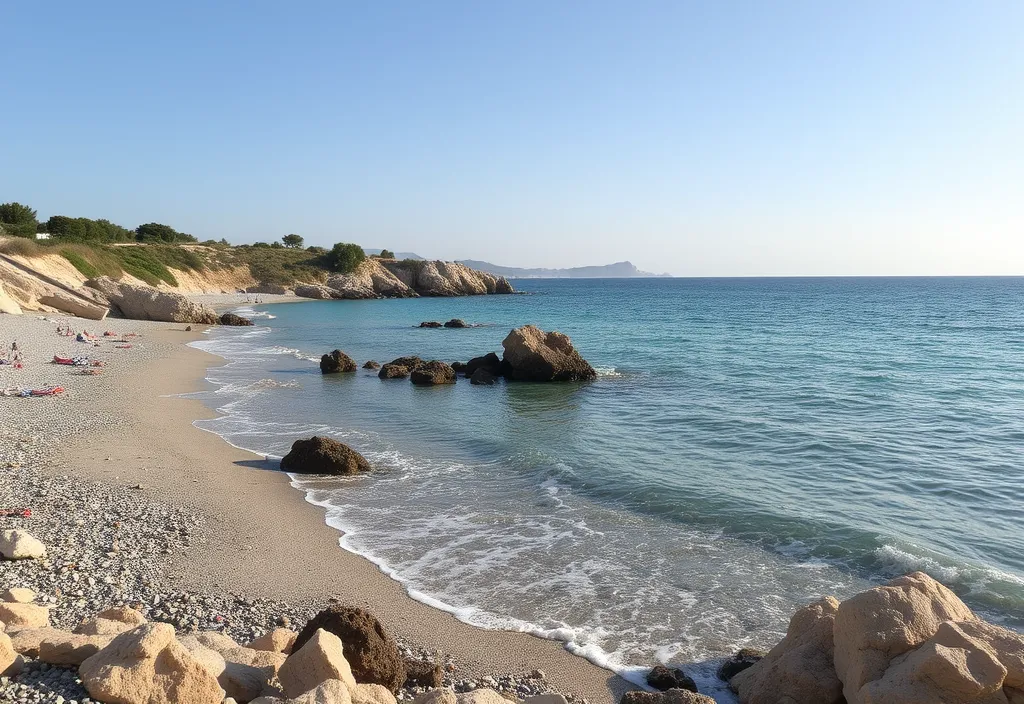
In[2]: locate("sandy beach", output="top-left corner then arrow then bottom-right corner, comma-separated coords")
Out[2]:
0,312 -> 629,703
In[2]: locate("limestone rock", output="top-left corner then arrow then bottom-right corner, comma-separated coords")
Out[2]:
294,606 -> 405,692
0,529 -> 47,559
188,645 -> 227,680
646,665 -> 697,692
410,361 -> 456,386
523,696 -> 568,704
0,632 -> 21,677
220,312 -> 255,326
501,325 -> 596,382
412,688 -> 457,704
87,276 -> 220,324
8,626 -> 63,657
247,628 -> 298,655
75,606 -> 147,636
730,596 -> 843,704
455,689 -> 508,704
38,631 -> 114,666
290,679 -> 354,704
833,571 -> 976,700
180,634 -> 284,703
280,437 -> 370,476
0,602 -> 50,629
294,284 -> 340,300
957,620 -> 1024,689
1,587 -> 35,603
178,631 -> 241,654
404,659 -> 444,688
353,683 -> 398,704
247,284 -> 289,295
79,623 -> 225,704
279,628 -> 356,698
320,350 -> 357,374
619,691 -> 715,704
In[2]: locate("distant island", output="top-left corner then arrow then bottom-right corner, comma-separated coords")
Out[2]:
455,260 -> 671,279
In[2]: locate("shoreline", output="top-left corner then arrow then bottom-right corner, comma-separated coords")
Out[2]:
0,313 -> 630,703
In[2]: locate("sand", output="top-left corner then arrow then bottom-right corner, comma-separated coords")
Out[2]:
0,312 -> 630,703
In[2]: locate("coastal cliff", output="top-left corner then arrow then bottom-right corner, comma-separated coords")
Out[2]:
300,258 -> 514,300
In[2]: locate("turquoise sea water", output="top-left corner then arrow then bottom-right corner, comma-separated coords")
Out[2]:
190,277 -> 1024,694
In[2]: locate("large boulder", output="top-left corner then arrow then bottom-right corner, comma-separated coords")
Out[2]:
464,353 -> 501,377
419,321 -> 443,328
646,665 -> 697,692
280,437 -> 370,476
501,326 -> 596,382
79,623 -> 225,704
38,631 -> 114,666
294,284 -> 340,300
247,628 -> 298,655
278,628 -> 356,698
0,602 -> 50,629
410,361 -> 456,386
717,648 -> 763,682
179,632 -> 286,702
378,356 -> 424,380
730,596 -> 844,704
0,632 -> 24,677
833,571 -> 977,701
75,607 -> 147,636
0,529 -> 46,559
294,606 -> 405,693
363,361 -> 381,370
87,276 -> 219,324
320,349 -> 357,374
443,319 -> 467,328
8,627 -> 63,657
220,312 -> 254,326
469,369 -> 496,386
620,690 -> 716,704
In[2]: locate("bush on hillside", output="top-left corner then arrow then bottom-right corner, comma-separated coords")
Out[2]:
0,202 -> 39,238
325,242 -> 365,273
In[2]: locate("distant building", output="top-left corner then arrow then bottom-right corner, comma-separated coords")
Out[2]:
36,233 -> 49,240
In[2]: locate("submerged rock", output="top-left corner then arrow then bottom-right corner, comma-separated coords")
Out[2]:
410,361 -> 456,386
443,319 -> 467,328
280,437 -> 370,476
646,665 -> 697,692
501,325 -> 596,382
469,369 -> 496,386
320,349 -> 357,374
716,648 -> 763,682
465,352 -> 502,378
294,606 -> 405,693
220,312 -> 254,326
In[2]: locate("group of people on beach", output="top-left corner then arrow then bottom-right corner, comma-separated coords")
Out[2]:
0,341 -> 22,368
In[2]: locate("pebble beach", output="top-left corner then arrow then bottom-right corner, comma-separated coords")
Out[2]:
0,313 -> 629,704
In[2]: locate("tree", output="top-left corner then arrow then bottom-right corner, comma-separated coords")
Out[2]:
282,233 -> 304,248
135,222 -> 197,243
46,215 -> 88,240
379,249 -> 395,259
325,242 -> 365,273
0,202 -> 39,238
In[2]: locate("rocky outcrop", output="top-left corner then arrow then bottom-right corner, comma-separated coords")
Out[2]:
320,350 -> 357,374
294,284 -> 338,300
465,353 -> 502,378
410,361 -> 456,386
0,252 -> 108,319
0,529 -> 47,559
280,437 -> 370,476
501,326 -> 596,382
646,665 -> 697,692
0,281 -> 22,315
716,648 -> 763,682
220,312 -> 254,326
378,357 -> 424,380
246,284 -> 288,295
322,259 -> 513,299
294,606 -> 405,693
88,276 -> 219,324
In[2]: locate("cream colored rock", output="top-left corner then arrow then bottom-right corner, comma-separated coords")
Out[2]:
179,634 -> 283,703
38,631 -> 114,666
455,689 -> 509,704
190,645 -> 228,679
180,631 -> 243,654
224,699 -> 240,704
0,281 -> 23,315
79,623 -> 225,704
619,691 -> 715,704
834,571 -> 977,700
958,620 -> 1024,689
0,632 -> 19,676
1,587 -> 35,603
8,626 -> 63,657
291,679 -> 353,704
278,629 -> 357,698
75,606 -> 147,635
87,276 -> 219,324
0,530 -> 47,559
731,596 -> 844,704
413,688 -> 458,704
0,602 -> 50,629
247,628 -> 298,655
523,695 -> 568,704
352,683 -> 397,704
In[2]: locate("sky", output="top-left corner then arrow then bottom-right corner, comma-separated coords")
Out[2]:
2,1 -> 1022,276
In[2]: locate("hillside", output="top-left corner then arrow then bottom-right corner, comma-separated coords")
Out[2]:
457,259 -> 670,278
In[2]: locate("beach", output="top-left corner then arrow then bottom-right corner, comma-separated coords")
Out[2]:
0,312 -> 629,703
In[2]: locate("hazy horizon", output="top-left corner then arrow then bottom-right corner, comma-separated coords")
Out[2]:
2,1 -> 1022,277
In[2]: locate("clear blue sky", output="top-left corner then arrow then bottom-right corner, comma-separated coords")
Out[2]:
3,1 -> 1022,275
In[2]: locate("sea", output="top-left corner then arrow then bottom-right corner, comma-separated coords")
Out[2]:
188,277 -> 1024,699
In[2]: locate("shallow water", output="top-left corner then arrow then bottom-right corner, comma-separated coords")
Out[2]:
189,277 -> 1024,694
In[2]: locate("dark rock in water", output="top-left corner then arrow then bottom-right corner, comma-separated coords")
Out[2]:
403,658 -> 443,688
451,361 -> 468,374
320,349 -> 357,374
378,356 -> 424,379
280,436 -> 369,476
219,312 -> 254,326
444,318 -> 468,328
647,665 -> 697,692
465,352 -> 502,377
295,605 -> 406,692
717,648 -> 764,682
410,361 -> 456,386
363,360 -> 380,370
419,321 -> 443,328
185,325 -> 192,331
470,368 -> 496,386
621,691 -> 714,704
502,325 -> 596,382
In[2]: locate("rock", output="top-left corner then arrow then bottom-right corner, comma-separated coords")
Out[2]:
8,626 -> 63,657
378,363 -> 410,379
646,665 -> 697,692
833,571 -> 977,701
186,325 -> 192,331
0,281 -> 23,315
620,691 -> 715,704
501,325 -> 596,382
188,645 -> 226,680
87,276 -> 220,324
464,353 -> 502,377
523,696 -> 568,704
716,648 -> 763,682
455,690 -> 507,704
79,623 -> 225,704
247,628 -> 298,655
74,606 -> 147,635
288,679 -> 354,704
38,631 -> 114,666
320,350 -> 357,374
246,284 -> 288,295
469,369 -> 496,386
294,284 -> 340,300
419,321 -> 443,328
278,628 -> 356,698
353,683 -> 398,704
410,361 -> 456,386
0,587 -> 35,603
294,606 -> 405,692
179,631 -> 241,654
443,319 -> 467,328
450,362 -> 468,374
0,602 -> 50,629
957,620 -> 1024,688
0,529 -> 47,559
180,634 -> 286,703
363,361 -> 381,370
413,688 -> 457,704
380,260 -> 513,297
280,437 -> 370,476
730,596 -> 843,704
220,313 -> 255,326
404,659 -> 444,688
0,632 -> 20,677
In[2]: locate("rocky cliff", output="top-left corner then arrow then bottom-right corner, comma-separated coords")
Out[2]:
299,258 -> 513,299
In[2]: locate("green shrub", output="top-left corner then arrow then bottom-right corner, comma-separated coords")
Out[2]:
61,250 -> 99,278
325,242 -> 365,273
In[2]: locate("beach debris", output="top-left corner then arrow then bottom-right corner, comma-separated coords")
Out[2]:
443,319 -> 467,328
295,606 -> 406,692
419,321 -> 443,328
410,361 -> 456,386
716,647 -> 763,682
363,360 -> 381,370
247,627 -> 299,655
0,528 -> 47,559
280,436 -> 370,476
221,312 -> 255,326
501,325 -> 596,382
320,349 -> 358,374
620,690 -> 715,704
279,628 -> 357,697
0,601 -> 51,629
646,665 -> 697,692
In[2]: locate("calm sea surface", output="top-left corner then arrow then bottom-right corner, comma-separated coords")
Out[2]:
190,277 -> 1024,695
